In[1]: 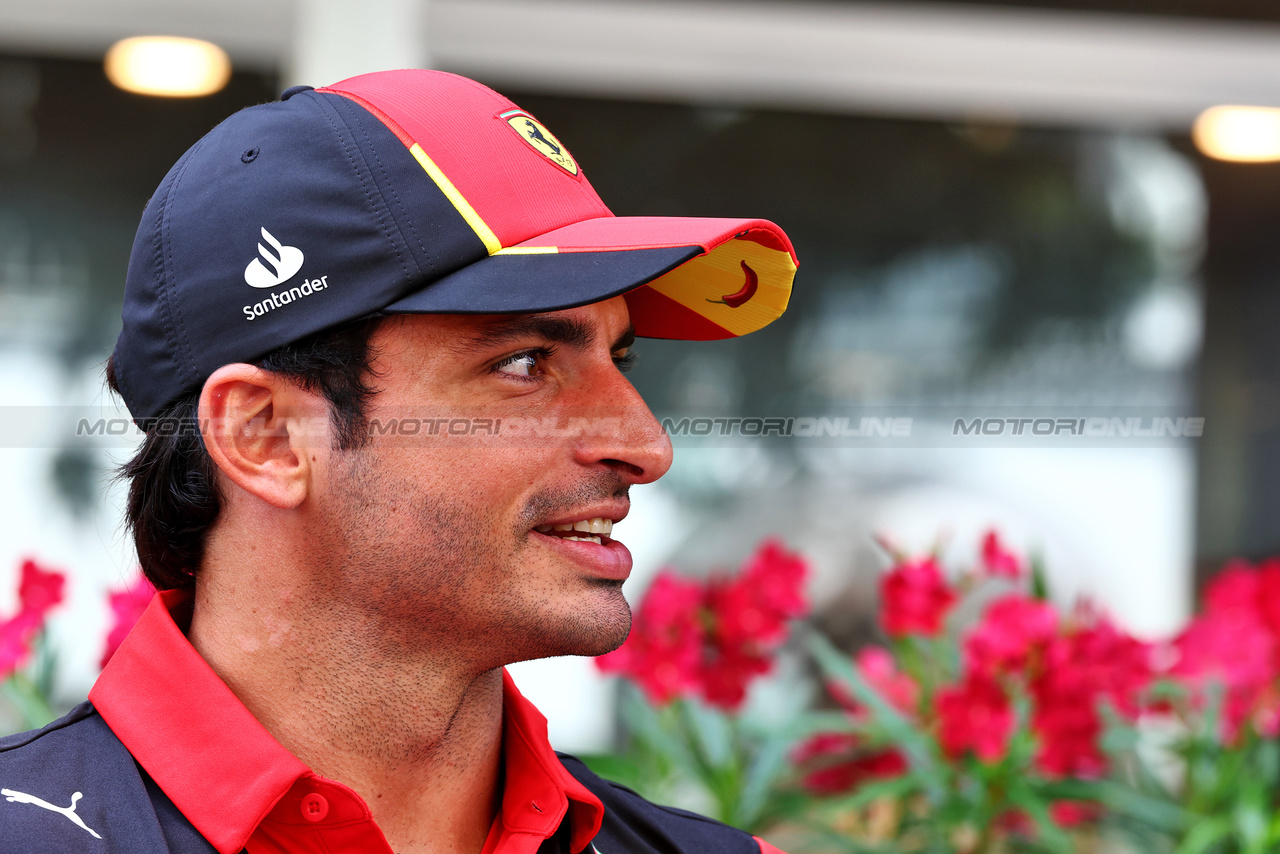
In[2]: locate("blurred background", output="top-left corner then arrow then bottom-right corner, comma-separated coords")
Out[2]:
2,0 -> 1280,752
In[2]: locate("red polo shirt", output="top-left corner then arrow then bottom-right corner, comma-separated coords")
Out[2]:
88,590 -> 605,854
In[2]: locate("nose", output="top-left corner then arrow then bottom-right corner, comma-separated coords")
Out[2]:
573,367 -> 673,486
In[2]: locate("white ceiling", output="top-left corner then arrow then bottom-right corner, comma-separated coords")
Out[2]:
4,0 -> 1280,129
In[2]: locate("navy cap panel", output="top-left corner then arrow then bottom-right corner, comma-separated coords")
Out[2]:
114,90 -> 489,421
382,246 -> 701,314
159,94 -> 410,408
325,93 -> 490,285
114,139 -> 211,420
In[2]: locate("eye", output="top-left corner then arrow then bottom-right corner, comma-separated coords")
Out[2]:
492,347 -> 553,380
613,350 -> 637,373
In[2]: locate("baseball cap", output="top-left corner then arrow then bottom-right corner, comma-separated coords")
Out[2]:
111,69 -> 798,424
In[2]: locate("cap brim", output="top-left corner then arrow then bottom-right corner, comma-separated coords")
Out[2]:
382,216 -> 797,340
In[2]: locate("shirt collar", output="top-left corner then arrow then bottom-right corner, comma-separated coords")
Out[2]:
89,590 -> 604,854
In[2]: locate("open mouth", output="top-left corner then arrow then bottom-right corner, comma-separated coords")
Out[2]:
533,517 -> 614,546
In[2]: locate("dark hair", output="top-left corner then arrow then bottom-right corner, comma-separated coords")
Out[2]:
107,317 -> 385,591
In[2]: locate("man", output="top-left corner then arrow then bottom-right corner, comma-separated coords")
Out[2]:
0,69 -> 797,854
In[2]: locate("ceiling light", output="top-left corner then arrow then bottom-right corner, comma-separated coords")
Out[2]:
105,36 -> 231,98
1192,105 -> 1280,163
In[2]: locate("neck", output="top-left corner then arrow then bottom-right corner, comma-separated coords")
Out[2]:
188,564 -> 504,854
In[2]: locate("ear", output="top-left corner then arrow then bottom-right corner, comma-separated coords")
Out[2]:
198,364 -> 325,509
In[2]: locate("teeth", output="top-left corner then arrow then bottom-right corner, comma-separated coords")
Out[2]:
542,518 -> 613,537
564,536 -> 603,544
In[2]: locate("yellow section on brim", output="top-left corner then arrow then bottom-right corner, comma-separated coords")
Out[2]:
645,238 -> 795,337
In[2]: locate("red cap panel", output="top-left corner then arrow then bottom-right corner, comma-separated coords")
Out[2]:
322,70 -> 612,249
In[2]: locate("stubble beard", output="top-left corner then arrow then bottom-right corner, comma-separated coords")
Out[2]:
315,447 -> 634,671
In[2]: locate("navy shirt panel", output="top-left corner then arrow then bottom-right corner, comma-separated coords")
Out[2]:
557,753 -> 762,854
0,703 -> 177,852
1,704 -> 764,854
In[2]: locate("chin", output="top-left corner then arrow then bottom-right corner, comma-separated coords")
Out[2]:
577,581 -> 634,654
509,585 -> 632,663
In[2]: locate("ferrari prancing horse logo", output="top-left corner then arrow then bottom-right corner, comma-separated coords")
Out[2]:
504,112 -> 579,175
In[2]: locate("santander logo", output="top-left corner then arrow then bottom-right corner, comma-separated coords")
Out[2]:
244,227 -> 304,288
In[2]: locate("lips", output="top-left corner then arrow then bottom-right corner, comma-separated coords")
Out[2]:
531,514 -> 631,580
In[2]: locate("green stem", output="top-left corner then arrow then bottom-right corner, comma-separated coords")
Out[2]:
675,700 -> 743,825
2,672 -> 58,731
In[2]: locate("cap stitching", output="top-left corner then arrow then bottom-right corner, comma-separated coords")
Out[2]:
338,98 -> 435,281
158,141 -> 206,392
145,136 -> 208,403
314,96 -> 412,284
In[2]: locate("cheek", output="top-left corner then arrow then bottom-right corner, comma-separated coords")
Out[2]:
427,441 -> 555,504
339,445 -> 549,555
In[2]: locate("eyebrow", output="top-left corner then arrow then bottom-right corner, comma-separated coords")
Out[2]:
456,314 -> 635,354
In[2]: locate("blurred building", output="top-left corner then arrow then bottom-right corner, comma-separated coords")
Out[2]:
3,0 -> 1280,749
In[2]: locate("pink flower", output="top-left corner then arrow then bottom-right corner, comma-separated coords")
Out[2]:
100,574 -> 156,669
698,539 -> 809,710
1052,615 -> 1153,719
1,558 -> 66,680
1027,614 -> 1152,777
980,530 -> 1023,579
1252,559 -> 1280,638
596,539 -> 810,712
936,674 -> 1014,762
712,538 -> 808,647
856,646 -> 919,713
1172,608 -> 1277,740
791,732 -> 908,795
0,611 -> 40,678
1031,679 -> 1106,777
829,646 -> 919,716
1162,557 -> 1280,739
879,557 -> 957,638
18,558 -> 65,619
596,570 -> 705,705
1203,560 -> 1261,616
965,594 -> 1058,677
698,647 -> 771,710
1049,800 -> 1099,828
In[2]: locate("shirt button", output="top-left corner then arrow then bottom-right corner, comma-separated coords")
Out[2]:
301,792 -> 330,822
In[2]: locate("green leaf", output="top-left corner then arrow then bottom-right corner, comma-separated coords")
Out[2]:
1,673 -> 57,731
1084,780 -> 1188,832
736,726 -> 803,829
1234,797 -> 1269,854
577,753 -> 645,788
618,685 -> 696,771
1004,787 -> 1073,854
824,773 -> 921,814
1029,553 -> 1050,601
682,698 -> 735,770
1174,816 -> 1233,854
806,632 -> 943,799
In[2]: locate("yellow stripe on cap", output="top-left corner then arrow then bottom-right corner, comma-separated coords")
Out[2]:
644,238 -> 795,337
408,143 -> 502,255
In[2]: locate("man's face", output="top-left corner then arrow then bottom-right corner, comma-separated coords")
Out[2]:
305,296 -> 673,668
